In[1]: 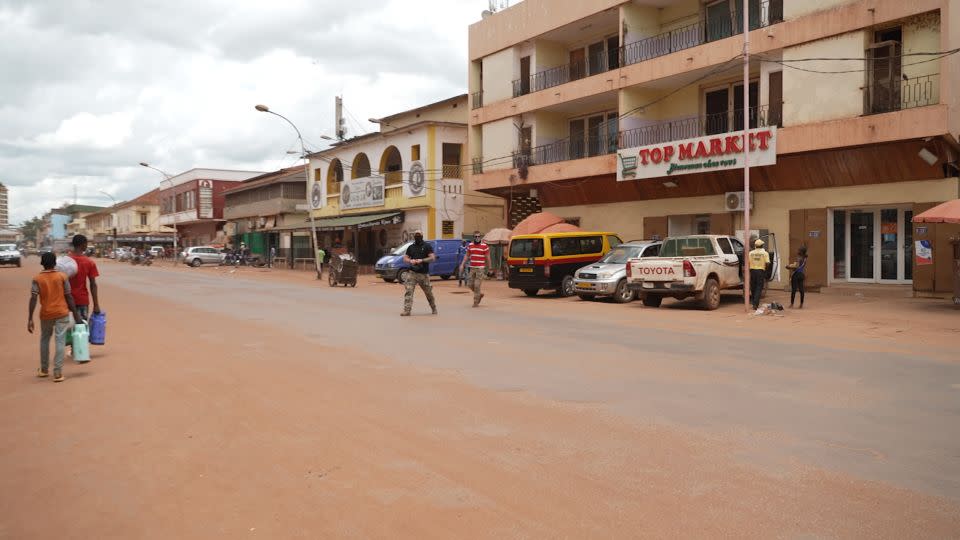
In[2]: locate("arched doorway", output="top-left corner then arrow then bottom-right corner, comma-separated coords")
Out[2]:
351,153 -> 371,179
379,146 -> 402,185
326,159 -> 343,194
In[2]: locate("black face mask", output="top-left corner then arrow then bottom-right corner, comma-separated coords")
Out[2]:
414,235 -> 423,244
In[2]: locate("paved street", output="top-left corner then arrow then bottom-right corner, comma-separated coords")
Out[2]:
1,261 -> 959,538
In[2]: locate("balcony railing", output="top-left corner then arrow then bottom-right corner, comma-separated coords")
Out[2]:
865,73 -> 939,115
505,105 -> 778,170
471,91 -> 483,110
511,0 -> 782,98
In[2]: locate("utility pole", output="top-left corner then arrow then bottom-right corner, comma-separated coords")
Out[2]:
335,96 -> 346,141
742,0 -> 752,312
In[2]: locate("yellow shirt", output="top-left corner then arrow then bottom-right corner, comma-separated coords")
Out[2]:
749,248 -> 770,270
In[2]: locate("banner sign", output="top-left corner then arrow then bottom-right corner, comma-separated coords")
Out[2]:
340,176 -> 385,210
617,127 -> 777,181
405,161 -> 426,198
915,240 -> 933,265
198,180 -> 214,218
357,213 -> 404,230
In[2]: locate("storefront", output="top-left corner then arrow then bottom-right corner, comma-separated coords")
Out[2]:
314,211 -> 405,265
829,206 -> 914,284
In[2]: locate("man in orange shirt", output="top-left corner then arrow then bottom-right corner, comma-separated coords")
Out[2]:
68,234 -> 101,320
28,252 -> 83,382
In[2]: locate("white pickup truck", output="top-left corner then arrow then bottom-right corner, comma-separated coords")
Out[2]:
626,235 -> 777,310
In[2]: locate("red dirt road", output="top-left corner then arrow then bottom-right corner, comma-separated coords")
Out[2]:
1,261 -> 958,538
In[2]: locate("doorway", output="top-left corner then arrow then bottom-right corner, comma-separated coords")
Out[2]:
830,206 -> 912,284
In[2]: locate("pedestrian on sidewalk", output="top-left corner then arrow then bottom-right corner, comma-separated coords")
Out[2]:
788,245 -> 808,308
269,246 -> 276,268
67,235 -> 101,322
749,238 -> 770,311
316,246 -> 326,279
456,240 -> 467,287
27,252 -> 84,382
460,231 -> 491,307
401,230 -> 437,316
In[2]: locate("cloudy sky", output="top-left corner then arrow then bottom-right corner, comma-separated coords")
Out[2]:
0,0 -> 490,225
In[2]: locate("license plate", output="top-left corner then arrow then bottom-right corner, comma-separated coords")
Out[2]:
576,283 -> 594,289
519,267 -> 534,273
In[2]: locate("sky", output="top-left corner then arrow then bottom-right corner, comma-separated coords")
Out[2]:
0,0 -> 492,225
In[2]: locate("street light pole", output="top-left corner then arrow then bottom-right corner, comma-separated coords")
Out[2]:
98,190 -> 118,257
255,104 -> 321,279
140,162 -> 179,266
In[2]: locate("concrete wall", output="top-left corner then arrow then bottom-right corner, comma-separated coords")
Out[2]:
482,48 -> 516,104
382,96 -> 467,131
534,40 -> 567,71
902,12 -> 942,87
783,31 -> 865,126
784,0 -> 857,20
534,111 -> 568,146
481,117 -> 519,171
547,177 -> 959,287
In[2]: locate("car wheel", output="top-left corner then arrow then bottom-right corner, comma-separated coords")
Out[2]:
642,295 -> 663,308
191,258 -> 202,268
396,269 -> 410,284
558,275 -> 576,297
522,289 -> 539,297
612,279 -> 634,304
382,277 -> 395,283
702,278 -> 721,311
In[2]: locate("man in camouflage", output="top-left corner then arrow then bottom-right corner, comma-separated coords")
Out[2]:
401,230 -> 437,316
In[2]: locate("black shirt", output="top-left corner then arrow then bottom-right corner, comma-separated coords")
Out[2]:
405,241 -> 434,274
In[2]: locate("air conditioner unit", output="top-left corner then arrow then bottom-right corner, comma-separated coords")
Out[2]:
724,191 -> 753,212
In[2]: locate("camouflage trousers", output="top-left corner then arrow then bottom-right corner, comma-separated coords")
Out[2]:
403,272 -> 436,313
467,267 -> 485,305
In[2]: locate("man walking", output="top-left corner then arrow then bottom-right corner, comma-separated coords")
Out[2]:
401,230 -> 437,316
28,252 -> 84,382
748,238 -> 770,311
460,231 -> 491,307
67,234 -> 101,322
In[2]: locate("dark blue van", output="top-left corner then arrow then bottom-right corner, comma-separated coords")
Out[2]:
375,239 -> 463,283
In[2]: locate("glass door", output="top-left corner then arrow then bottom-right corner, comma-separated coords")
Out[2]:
849,211 -> 875,281
879,208 -> 899,281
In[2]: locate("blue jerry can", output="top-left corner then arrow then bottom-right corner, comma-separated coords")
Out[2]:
89,312 -> 106,345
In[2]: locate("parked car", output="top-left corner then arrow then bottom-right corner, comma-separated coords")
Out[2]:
374,239 -> 461,283
507,231 -> 623,297
626,234 -> 779,310
573,240 -> 661,303
149,246 -> 165,257
181,246 -> 224,267
0,244 -> 21,267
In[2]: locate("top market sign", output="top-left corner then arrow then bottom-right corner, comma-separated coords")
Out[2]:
617,127 -> 777,181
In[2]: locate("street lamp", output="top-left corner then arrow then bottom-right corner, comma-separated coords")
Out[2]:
99,190 -> 119,257
140,162 -> 179,265
255,104 -> 321,279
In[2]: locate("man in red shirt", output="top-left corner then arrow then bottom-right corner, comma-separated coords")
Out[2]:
68,235 -> 101,320
459,230 -> 491,307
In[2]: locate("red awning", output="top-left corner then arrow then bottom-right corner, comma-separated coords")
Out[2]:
912,200 -> 960,224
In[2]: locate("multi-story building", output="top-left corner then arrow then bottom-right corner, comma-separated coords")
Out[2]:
308,95 -> 505,264
158,168 -> 263,248
468,0 -> 959,294
0,182 -> 8,228
223,165 -> 310,263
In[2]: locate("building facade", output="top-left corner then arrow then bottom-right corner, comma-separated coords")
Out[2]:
468,0 -> 960,293
223,165 -> 310,261
0,182 -> 8,228
308,95 -> 505,264
158,168 -> 263,248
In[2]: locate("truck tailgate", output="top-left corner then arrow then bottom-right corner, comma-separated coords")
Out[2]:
631,260 -> 684,281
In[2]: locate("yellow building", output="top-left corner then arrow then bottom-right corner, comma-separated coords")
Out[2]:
308,95 -> 505,264
468,0 -> 960,294
87,189 -> 174,252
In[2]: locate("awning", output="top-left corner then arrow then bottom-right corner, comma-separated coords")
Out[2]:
271,211 -> 404,232
913,199 -> 960,224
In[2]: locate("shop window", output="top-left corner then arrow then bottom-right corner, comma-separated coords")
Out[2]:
139,213 -> 148,226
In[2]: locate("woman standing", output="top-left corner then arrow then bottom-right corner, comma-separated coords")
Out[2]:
788,246 -> 808,308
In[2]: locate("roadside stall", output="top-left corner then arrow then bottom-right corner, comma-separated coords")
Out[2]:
482,228 -> 513,279
912,199 -> 960,306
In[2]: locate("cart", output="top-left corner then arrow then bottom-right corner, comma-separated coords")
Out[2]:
328,253 -> 358,287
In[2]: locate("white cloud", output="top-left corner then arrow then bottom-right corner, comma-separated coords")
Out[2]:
0,0 -> 485,225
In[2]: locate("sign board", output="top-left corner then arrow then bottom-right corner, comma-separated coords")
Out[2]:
198,184 -> 213,218
617,127 -> 777,181
357,213 -> 404,230
915,240 -> 933,265
808,230 -> 821,238
405,161 -> 426,198
916,226 -> 928,235
310,183 -> 323,209
339,176 -> 385,210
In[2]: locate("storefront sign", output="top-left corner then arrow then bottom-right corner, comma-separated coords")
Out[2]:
916,226 -> 928,235
617,127 -> 777,181
311,183 -> 323,209
915,240 -> 933,265
340,176 -> 385,210
199,180 -> 213,219
808,230 -> 821,238
357,213 -> 404,230
405,161 -> 426,198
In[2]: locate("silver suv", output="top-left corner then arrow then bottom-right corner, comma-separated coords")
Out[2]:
573,241 -> 661,303
181,246 -> 223,267
0,244 -> 21,267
